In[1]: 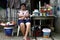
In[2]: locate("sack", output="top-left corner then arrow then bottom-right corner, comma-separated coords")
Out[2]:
31,26 -> 42,37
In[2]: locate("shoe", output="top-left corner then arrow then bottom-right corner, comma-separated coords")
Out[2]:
26,37 -> 30,40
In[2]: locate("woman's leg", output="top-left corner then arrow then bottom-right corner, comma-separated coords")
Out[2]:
20,23 -> 25,36
24,22 -> 31,39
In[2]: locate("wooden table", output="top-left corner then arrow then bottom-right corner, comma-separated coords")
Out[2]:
31,16 -> 55,40
32,16 -> 54,27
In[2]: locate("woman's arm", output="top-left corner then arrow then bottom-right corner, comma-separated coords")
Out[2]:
17,11 -> 23,17
17,11 -> 25,19
17,13 -> 22,18
25,10 -> 30,18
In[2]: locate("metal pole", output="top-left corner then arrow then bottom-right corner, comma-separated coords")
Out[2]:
54,0 -> 58,16
6,0 -> 9,21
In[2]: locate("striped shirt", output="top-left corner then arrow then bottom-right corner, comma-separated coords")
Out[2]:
17,10 -> 29,19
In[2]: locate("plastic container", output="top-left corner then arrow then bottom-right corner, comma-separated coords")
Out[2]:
42,28 -> 51,38
4,27 -> 13,36
40,13 -> 42,16
33,9 -> 40,16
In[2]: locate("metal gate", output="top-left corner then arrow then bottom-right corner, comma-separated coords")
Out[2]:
0,0 -> 31,22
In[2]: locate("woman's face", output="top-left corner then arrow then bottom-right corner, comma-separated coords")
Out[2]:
21,5 -> 26,10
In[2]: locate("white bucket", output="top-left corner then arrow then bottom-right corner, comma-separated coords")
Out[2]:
42,28 -> 51,38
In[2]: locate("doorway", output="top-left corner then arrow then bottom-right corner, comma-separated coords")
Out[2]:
0,0 -> 7,9
31,0 -> 50,11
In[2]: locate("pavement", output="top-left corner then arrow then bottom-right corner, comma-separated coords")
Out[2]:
52,33 -> 60,40
0,30 -> 60,40
0,32 -> 53,40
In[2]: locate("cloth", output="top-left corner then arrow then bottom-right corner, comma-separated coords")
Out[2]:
7,0 -> 26,8
17,10 -> 29,19
18,19 -> 30,25
7,0 -> 20,8
21,0 -> 26,3
18,10 -> 29,16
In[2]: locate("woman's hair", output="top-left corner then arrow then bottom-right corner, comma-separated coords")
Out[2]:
20,3 -> 26,7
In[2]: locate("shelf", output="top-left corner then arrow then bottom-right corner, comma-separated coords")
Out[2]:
31,16 -> 54,20
33,24 -> 53,27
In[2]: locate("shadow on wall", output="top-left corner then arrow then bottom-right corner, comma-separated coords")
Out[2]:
55,11 -> 60,33
0,0 -> 7,9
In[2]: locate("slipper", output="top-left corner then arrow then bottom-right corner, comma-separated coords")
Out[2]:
27,37 -> 30,40
23,38 -> 27,40
23,39 -> 26,40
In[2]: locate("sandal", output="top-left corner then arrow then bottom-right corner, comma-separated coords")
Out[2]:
26,37 -> 30,40
23,37 -> 27,40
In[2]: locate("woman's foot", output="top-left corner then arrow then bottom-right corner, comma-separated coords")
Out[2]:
23,37 -> 27,40
27,37 -> 30,40
23,36 -> 30,40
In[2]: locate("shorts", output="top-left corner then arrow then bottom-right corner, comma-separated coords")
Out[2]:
18,19 -> 30,25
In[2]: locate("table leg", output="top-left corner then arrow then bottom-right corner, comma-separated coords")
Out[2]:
39,20 -> 41,29
34,20 -> 37,40
51,19 -> 54,31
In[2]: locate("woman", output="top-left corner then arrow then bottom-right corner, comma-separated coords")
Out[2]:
17,3 -> 31,40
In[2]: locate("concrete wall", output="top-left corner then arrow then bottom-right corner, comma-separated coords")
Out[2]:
55,0 -> 60,33
0,9 -> 6,21
50,0 -> 60,33
50,0 -> 55,5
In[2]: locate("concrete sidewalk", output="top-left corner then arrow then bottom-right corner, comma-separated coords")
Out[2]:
0,32 -> 52,40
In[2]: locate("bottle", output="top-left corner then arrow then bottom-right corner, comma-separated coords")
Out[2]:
33,9 -> 39,16
40,13 -> 42,16
43,13 -> 46,16
46,12 -> 49,16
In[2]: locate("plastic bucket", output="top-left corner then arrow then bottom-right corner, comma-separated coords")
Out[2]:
4,27 -> 13,36
42,28 -> 51,38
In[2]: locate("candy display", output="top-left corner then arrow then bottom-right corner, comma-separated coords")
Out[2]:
0,21 -> 16,27
33,9 -> 40,16
32,4 -> 54,16
40,4 -> 53,16
0,21 -> 16,36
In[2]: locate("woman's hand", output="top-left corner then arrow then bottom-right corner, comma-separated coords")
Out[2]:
21,16 -> 25,19
25,14 -> 30,18
19,16 -> 26,19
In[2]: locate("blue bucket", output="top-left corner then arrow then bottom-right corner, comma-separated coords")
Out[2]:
4,27 -> 13,36
43,32 -> 50,37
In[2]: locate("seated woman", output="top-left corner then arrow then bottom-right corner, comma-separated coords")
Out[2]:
17,3 -> 31,40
